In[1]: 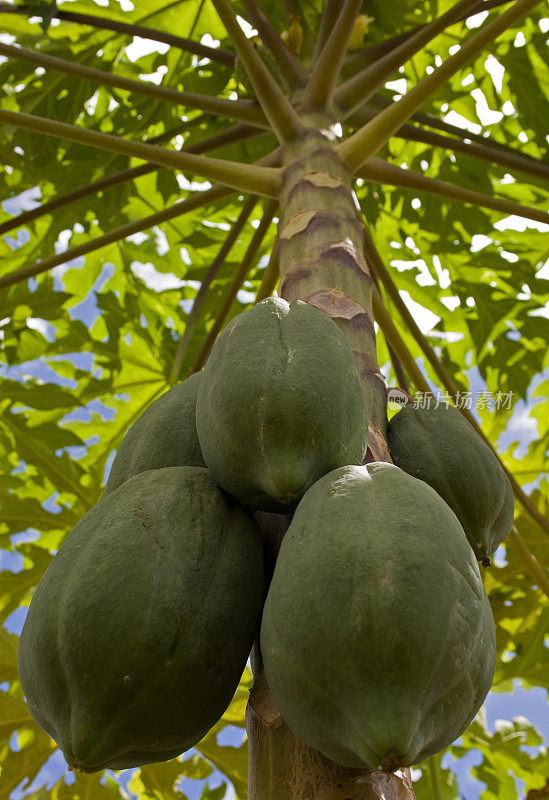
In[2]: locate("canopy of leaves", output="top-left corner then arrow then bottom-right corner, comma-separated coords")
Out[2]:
0,0 -> 548,798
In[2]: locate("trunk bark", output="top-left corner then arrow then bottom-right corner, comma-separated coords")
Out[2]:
247,116 -> 414,800
277,120 -> 387,440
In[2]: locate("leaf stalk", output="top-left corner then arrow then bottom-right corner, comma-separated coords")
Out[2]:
0,187 -> 232,291
359,157 -> 549,225
240,0 -> 306,87
0,108 -> 282,197
210,0 -> 305,142
0,42 -> 267,128
335,0 -> 480,117
338,0 -> 543,172
0,122 -> 261,238
301,0 -> 362,112
169,196 -> 259,384
0,2 -> 235,65
190,199 -> 278,373
372,291 -> 432,394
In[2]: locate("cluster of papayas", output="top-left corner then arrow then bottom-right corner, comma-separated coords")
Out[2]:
19,296 -> 510,775
18,298 -> 365,772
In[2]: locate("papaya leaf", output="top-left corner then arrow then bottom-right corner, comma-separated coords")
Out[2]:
413,753 -> 459,800
0,725 -> 56,800
129,759 -> 191,800
15,2 -> 58,34
0,628 -> 19,685
0,543 -> 52,624
453,716 -> 549,800
0,692 -> 35,742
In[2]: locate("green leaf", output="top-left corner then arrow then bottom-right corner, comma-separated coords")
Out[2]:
453,716 -> 549,800
0,725 -> 56,800
0,544 -> 52,624
0,629 -> 19,685
0,691 -> 34,741
413,753 -> 459,800
129,759 -> 191,800
15,1 -> 58,34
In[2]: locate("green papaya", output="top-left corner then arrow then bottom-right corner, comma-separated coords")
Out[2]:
19,466 -> 265,772
105,373 -> 205,496
386,403 -> 514,562
261,463 -> 496,772
196,298 -> 367,512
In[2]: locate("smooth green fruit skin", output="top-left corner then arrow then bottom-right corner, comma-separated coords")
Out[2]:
105,373 -> 205,496
387,403 -> 514,560
196,298 -> 367,512
261,463 -> 496,772
19,467 -> 265,773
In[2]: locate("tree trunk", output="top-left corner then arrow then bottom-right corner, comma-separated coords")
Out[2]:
246,117 -> 415,800
277,119 -> 387,441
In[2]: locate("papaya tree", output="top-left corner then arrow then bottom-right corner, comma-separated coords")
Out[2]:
0,0 -> 548,798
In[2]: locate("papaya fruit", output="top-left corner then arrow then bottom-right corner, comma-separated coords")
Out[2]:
105,373 -> 205,496
386,403 -> 514,562
261,462 -> 496,772
196,298 -> 367,512
19,466 -> 265,772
